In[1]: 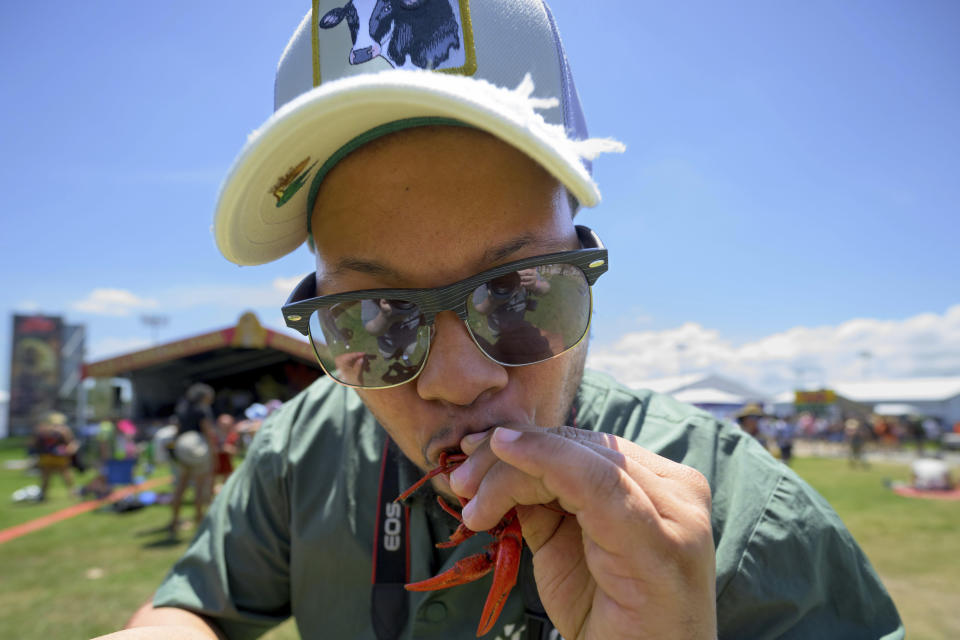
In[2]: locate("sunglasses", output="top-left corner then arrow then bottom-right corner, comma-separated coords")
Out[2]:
282,225 -> 607,389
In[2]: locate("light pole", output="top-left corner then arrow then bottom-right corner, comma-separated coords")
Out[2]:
857,350 -> 873,380
675,342 -> 687,375
140,314 -> 170,344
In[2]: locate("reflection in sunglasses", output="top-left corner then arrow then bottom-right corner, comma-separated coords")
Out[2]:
286,226 -> 607,389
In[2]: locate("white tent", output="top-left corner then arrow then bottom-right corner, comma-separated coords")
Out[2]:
629,373 -> 769,403
672,388 -> 746,406
872,403 -> 923,417
832,377 -> 960,425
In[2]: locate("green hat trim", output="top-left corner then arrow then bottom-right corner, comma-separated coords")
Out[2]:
305,117 -> 472,252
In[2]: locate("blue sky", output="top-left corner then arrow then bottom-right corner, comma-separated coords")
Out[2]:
2,1 -> 958,396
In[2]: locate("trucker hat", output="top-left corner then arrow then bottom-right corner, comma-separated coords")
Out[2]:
214,0 -> 624,266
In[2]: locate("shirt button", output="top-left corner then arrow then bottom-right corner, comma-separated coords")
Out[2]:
424,601 -> 448,622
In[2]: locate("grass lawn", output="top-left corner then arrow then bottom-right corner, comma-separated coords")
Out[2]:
1,437 -> 956,638
791,457 -> 960,640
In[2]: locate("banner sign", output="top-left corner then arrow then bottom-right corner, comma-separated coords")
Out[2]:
8,314 -> 63,435
794,389 -> 837,405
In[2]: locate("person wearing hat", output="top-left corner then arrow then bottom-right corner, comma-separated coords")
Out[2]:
30,411 -> 78,501
165,383 -> 218,535
112,2 -> 902,639
734,402 -> 766,443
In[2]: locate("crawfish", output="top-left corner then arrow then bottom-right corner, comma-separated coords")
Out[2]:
396,451 -> 522,637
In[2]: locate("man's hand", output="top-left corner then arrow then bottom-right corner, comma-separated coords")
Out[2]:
450,426 -> 716,640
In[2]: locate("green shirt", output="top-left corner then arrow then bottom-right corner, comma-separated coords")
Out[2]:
154,370 -> 903,639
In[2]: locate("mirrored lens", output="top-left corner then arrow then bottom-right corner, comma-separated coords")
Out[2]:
308,298 -> 430,388
467,264 -> 591,365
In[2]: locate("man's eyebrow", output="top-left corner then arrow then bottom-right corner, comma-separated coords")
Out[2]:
481,234 -> 571,264
334,257 -> 401,279
316,258 -> 402,294
316,235 -> 573,293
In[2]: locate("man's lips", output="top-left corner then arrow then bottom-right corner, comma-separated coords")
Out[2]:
427,425 -> 493,466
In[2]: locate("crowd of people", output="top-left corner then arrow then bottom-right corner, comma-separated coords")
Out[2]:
21,387 -> 282,528
25,394 -> 954,503
733,403 -> 960,489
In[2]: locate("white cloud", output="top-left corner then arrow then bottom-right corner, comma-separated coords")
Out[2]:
161,276 -> 304,312
71,289 -> 158,316
273,275 -> 304,294
587,304 -> 960,394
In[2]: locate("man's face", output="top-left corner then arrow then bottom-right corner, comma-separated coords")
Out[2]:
311,126 -> 587,496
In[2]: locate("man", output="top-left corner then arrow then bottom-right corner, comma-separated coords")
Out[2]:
31,411 -> 78,500
734,403 -> 765,442
108,1 -> 903,639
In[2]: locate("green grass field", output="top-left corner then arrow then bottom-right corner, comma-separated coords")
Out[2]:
0,439 -> 956,638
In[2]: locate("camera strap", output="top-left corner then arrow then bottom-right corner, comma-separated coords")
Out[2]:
370,431 -> 564,640
370,438 -> 410,640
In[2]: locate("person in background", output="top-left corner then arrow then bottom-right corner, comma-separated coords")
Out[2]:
166,383 -> 217,534
906,414 -> 926,455
212,413 -> 238,493
734,403 -> 767,447
30,411 -> 78,500
845,418 -> 870,469
772,417 -> 796,465
910,456 -> 954,491
115,419 -> 140,460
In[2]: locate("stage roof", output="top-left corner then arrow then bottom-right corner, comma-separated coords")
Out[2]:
82,312 -> 320,380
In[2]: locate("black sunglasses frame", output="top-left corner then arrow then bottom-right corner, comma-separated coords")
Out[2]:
281,225 -> 607,386
283,225 -> 606,328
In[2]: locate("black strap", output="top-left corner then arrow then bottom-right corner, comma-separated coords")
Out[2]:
369,437 -> 559,639
370,438 -> 410,640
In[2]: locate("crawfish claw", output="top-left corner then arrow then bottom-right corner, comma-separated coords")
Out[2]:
476,515 -> 522,636
404,552 -> 493,591
397,452 -> 524,637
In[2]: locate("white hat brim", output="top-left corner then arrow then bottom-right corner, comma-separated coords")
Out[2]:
214,70 -> 604,266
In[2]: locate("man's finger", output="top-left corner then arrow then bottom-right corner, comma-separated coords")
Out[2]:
462,427 -> 663,534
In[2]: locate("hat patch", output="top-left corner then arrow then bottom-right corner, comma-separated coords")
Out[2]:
318,0 -> 476,74
271,157 -> 318,207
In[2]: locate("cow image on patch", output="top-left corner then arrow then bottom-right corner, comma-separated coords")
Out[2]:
320,0 -> 475,73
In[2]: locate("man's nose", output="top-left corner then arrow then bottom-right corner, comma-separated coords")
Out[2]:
416,311 -> 508,406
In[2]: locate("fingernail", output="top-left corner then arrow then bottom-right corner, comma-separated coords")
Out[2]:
450,458 -> 472,486
461,431 -> 489,447
494,427 -> 521,443
461,500 -> 475,522
449,461 -> 469,487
